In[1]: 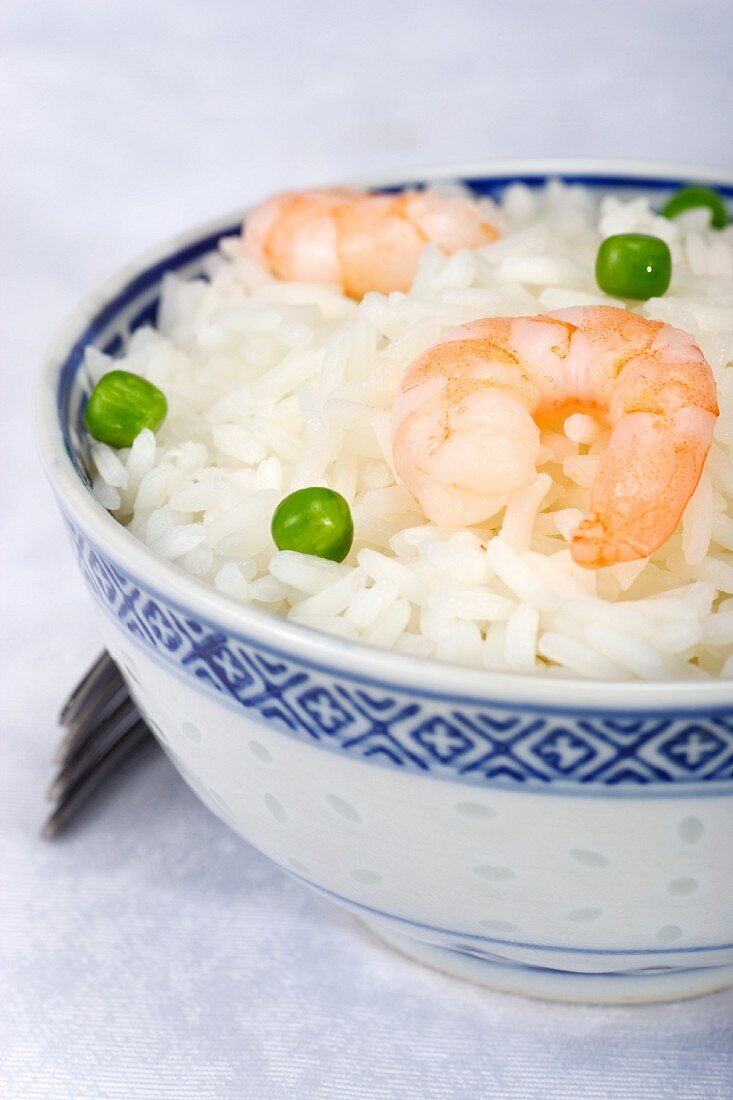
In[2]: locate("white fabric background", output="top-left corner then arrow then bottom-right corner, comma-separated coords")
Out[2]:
3,1 -> 733,1096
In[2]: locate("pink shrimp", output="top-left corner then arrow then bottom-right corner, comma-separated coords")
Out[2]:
242,187 -> 499,299
391,306 -> 719,569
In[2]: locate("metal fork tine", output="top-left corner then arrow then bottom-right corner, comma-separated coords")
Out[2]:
61,658 -> 126,734
54,670 -> 128,766
48,695 -> 144,802
47,649 -> 163,837
56,687 -> 140,774
59,652 -> 120,727
43,720 -> 154,839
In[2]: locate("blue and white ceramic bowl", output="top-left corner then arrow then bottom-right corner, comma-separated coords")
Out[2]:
36,161 -> 733,1003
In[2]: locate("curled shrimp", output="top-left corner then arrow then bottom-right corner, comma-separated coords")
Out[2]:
391,306 -> 719,568
242,187 -> 498,299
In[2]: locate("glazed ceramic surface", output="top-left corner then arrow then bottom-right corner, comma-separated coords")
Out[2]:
36,161 -> 733,1003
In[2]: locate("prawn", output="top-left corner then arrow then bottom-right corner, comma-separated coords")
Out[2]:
391,306 -> 719,568
242,187 -> 498,299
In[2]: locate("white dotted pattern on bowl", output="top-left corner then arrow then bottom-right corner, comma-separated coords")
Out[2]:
106,638 -> 730,958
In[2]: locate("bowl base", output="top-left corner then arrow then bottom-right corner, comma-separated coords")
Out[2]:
366,922 -> 733,1005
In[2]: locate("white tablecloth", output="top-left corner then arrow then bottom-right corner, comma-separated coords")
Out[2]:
3,2 -> 733,1096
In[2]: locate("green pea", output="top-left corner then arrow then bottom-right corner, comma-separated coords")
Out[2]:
271,487 -> 354,562
595,233 -> 671,300
661,186 -> 728,229
84,370 -> 168,448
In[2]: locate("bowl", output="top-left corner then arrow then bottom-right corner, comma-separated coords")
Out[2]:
36,160 -> 733,1004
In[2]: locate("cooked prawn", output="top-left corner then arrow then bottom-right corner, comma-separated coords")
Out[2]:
242,187 -> 498,299
391,306 -> 718,568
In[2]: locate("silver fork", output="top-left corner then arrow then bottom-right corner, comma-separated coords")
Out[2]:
44,653 -> 157,838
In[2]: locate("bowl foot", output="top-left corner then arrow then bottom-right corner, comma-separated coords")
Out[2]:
366,922 -> 733,1004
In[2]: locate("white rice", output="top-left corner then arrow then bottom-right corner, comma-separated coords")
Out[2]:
87,181 -> 733,680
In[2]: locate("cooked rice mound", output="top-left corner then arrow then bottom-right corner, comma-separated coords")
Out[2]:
86,181 -> 733,680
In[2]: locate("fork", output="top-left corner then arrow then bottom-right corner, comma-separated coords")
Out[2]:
44,653 -> 157,838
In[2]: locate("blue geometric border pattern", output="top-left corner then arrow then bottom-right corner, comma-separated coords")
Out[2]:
67,521 -> 733,791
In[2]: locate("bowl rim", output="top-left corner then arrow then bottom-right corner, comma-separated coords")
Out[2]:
35,157 -> 733,710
